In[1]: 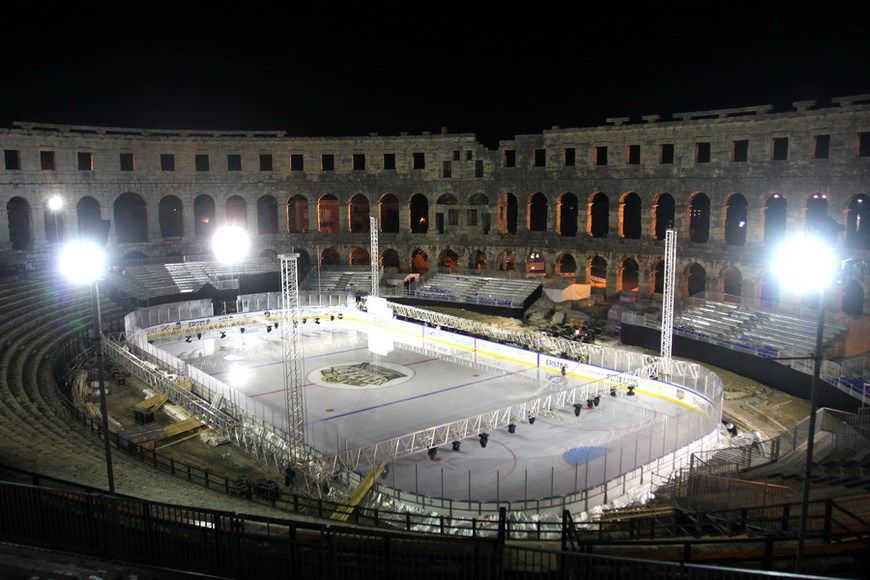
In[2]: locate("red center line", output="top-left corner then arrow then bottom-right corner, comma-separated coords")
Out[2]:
249,355 -> 443,398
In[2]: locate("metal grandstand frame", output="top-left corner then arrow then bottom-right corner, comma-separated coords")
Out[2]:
370,216 -> 379,297
660,228 -> 677,367
279,253 -> 307,460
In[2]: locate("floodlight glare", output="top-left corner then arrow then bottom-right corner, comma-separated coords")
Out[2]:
58,240 -> 106,284
211,225 -> 251,265
771,234 -> 838,293
47,195 -> 64,212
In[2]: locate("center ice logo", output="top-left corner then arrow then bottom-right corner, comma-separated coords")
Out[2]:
319,362 -> 407,387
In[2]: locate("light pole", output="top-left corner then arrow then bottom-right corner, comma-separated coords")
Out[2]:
212,225 -> 250,311
58,240 -> 114,493
47,195 -> 64,244
771,233 -> 838,572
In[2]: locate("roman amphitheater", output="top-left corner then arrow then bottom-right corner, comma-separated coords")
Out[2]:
0,96 -> 867,578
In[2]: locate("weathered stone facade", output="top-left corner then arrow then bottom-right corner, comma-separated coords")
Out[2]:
2,96 -> 868,303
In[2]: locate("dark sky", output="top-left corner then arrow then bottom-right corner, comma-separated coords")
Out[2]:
2,2 -> 868,145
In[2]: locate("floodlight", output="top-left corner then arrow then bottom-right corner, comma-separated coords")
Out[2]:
428,448 -> 437,460
478,433 -> 489,448
593,395 -> 600,407
451,441 -> 461,451
185,336 -> 192,343
211,225 -> 250,265
47,195 -> 64,212
507,423 -> 516,434
586,398 -> 594,409
58,240 -> 107,284
627,385 -> 636,396
771,234 -> 838,293
528,416 -> 536,425
573,403 -> 582,417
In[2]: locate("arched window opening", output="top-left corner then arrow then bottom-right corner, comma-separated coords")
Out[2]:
193,195 -> 215,238
557,254 -> 577,279
6,197 -> 32,250
44,201 -> 65,244
620,192 -> 642,239
348,194 -> 370,233
409,194 -> 429,234
159,195 -> 184,238
720,267 -> 742,298
724,194 -> 748,246
841,280 -> 864,315
846,194 -> 869,249
468,193 -> 491,234
688,193 -> 710,243
619,258 -> 639,292
469,250 -> 487,271
435,194 -> 458,234
439,248 -> 459,271
557,192 -> 578,237
256,195 -> 278,235
589,193 -> 609,238
114,192 -> 148,243
411,248 -> 429,273
225,195 -> 247,227
497,251 -> 515,272
528,192 -> 547,231
320,247 -> 340,266
497,193 -> 518,234
653,193 -> 675,240
379,194 -> 399,233
318,194 -> 339,233
349,247 -> 370,266
763,194 -> 787,245
381,249 -> 400,270
287,195 -> 309,233
588,257 -> 607,288
686,263 -> 707,296
292,248 -> 311,277
805,193 -> 830,235
652,260 -> 665,294
526,250 -> 545,277
77,196 -> 104,242
760,274 -> 780,305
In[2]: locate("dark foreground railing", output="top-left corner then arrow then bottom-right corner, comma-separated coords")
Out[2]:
0,478 -> 843,580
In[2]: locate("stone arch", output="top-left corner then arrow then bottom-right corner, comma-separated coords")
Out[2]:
719,266 -> 742,298
688,192 -> 710,243
193,195 -> 215,238
113,192 -> 148,243
120,250 -> 147,264
379,194 -> 399,233
349,246 -> 370,266
468,193 -> 491,234
256,195 -> 278,235
348,193 -> 370,233
497,193 -> 518,234
556,253 -> 577,278
845,193 -> 868,249
619,192 -> 642,239
496,250 -> 515,272
685,263 -> 707,296
318,194 -> 339,233
468,249 -> 487,271
320,247 -> 340,266
158,195 -> 184,238
260,248 -> 278,260
438,248 -> 459,271
723,193 -> 748,246
381,248 -> 400,270
588,192 -> 609,238
410,248 -> 429,273
557,192 -> 578,237
409,194 -> 429,233
287,195 -> 309,233
528,192 -> 547,231
652,192 -> 675,240
619,257 -> 639,292
6,197 -> 32,250
587,256 -> 607,289
763,193 -> 787,246
76,196 -> 103,242
805,193 -> 829,234
652,259 -> 665,294
225,195 -> 247,226
293,248 -> 311,276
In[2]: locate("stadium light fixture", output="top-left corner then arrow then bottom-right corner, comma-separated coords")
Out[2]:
58,239 -> 113,493
770,234 -> 838,572
47,194 -> 64,212
211,225 -> 250,265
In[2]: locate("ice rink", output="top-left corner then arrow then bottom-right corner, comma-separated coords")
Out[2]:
157,320 -> 701,502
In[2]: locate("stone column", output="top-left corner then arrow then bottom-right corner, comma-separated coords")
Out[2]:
399,197 -> 411,234
184,195 -> 198,242
246,196 -> 258,234
146,200 -> 161,241
708,195 -> 724,244
32,207 -> 47,249
337,195 -> 348,234
547,196 -> 556,233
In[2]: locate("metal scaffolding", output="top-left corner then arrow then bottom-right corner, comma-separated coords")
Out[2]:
370,216 -> 379,297
661,228 -> 678,367
280,253 -> 307,460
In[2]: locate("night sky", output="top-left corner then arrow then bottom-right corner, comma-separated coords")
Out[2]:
2,3 -> 867,146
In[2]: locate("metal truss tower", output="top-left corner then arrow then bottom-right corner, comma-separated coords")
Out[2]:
370,216 -> 379,297
279,253 -> 306,459
660,228 -> 678,366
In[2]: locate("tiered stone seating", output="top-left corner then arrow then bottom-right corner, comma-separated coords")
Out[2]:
409,274 -> 541,308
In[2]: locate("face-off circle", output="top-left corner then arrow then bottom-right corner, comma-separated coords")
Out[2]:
307,361 -> 413,389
